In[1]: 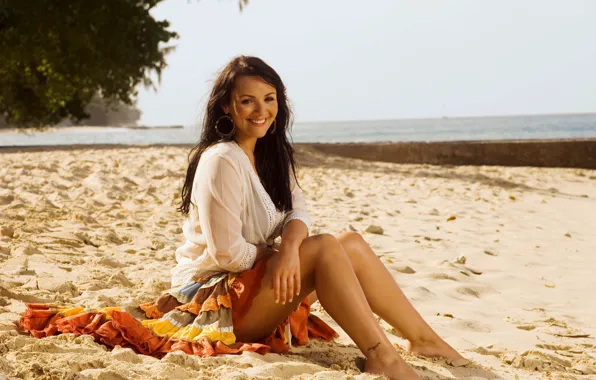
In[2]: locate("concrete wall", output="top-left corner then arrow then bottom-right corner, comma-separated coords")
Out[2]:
301,139 -> 596,169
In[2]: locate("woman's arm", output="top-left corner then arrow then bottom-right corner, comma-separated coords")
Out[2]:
271,174 -> 311,303
194,154 -> 257,273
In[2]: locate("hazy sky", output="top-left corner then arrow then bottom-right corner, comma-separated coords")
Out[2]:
136,0 -> 596,126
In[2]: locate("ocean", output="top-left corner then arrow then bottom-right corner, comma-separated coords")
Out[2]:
1,113 -> 596,147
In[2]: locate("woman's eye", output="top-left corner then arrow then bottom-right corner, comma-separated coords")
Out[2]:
241,99 -> 252,104
266,97 -> 275,102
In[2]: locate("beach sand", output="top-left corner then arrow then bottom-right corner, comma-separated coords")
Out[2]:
0,145 -> 595,379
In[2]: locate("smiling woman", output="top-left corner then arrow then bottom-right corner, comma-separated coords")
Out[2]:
224,76 -> 279,139
19,56 -> 464,380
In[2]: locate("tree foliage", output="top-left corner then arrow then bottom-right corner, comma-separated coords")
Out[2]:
0,0 -> 178,129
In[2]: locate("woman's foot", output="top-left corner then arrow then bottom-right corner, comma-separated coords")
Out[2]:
359,344 -> 421,380
363,355 -> 420,380
407,337 -> 468,364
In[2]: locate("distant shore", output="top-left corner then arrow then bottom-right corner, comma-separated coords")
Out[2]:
1,138 -> 595,169
0,125 -> 184,133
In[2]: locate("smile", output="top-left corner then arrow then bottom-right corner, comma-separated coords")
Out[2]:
249,118 -> 267,126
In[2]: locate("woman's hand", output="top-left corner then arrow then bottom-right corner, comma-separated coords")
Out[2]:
270,240 -> 301,305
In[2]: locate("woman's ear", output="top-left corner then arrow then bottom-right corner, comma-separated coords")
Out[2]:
221,103 -> 230,115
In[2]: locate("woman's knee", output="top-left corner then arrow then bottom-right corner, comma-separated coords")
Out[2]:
299,233 -> 345,264
336,231 -> 366,248
336,231 -> 371,257
335,231 -> 374,267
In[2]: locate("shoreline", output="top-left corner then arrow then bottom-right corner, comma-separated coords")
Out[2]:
0,125 -> 184,134
1,138 -> 595,169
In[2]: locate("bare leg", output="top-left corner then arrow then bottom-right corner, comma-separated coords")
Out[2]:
332,232 -> 465,361
234,234 -> 419,380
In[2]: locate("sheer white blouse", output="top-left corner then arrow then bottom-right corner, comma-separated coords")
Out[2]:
171,141 -> 311,287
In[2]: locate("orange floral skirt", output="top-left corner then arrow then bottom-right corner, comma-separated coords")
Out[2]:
19,258 -> 337,358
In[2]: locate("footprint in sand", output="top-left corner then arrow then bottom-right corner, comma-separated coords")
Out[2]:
388,264 -> 416,274
506,313 -> 592,340
427,273 -> 459,281
455,286 -> 481,298
407,286 -> 437,302
451,319 -> 492,333
499,311 -> 596,375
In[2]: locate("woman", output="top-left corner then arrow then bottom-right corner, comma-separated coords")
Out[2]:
20,56 -> 464,379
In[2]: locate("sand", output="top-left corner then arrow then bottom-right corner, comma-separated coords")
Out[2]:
0,144 -> 595,380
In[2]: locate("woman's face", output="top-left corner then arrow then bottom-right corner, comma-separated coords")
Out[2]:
223,75 -> 278,141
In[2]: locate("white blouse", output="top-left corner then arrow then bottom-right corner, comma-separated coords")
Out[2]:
171,141 -> 311,287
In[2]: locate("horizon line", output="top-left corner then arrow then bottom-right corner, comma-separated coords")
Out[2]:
293,111 -> 596,125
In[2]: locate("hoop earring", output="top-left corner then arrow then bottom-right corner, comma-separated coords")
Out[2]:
269,120 -> 277,135
215,115 -> 235,138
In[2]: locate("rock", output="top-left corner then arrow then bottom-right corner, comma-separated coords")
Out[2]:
346,224 -> 358,232
453,255 -> 467,264
365,225 -> 384,235
1,226 -> 14,238
447,216 -> 457,222
516,325 -> 536,331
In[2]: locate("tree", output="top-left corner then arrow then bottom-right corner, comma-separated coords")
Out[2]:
0,0 -> 178,129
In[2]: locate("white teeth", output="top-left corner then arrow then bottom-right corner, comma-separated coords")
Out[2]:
250,119 -> 266,124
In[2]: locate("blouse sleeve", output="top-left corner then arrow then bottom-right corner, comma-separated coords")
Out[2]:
282,173 -> 312,231
193,153 -> 257,273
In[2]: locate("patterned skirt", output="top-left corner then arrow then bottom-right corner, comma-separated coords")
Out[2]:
19,258 -> 338,358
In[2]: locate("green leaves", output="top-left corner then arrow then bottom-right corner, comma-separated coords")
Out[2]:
0,0 -> 178,129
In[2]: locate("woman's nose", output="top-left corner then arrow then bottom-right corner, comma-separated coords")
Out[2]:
254,100 -> 266,113
254,101 -> 261,111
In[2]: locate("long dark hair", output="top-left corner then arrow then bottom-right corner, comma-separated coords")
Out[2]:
178,56 -> 298,215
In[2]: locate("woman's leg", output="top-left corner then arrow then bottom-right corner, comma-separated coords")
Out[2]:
234,234 -> 419,380
334,231 -> 464,360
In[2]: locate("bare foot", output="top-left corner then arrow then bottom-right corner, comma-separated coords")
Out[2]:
407,338 -> 468,364
362,356 -> 421,380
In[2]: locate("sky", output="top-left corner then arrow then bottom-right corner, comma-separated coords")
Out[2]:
136,0 -> 596,126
